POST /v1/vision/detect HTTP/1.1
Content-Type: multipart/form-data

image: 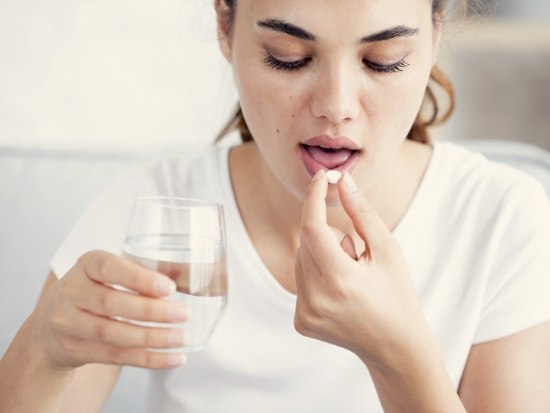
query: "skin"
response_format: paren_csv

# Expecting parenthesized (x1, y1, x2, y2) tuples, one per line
(0, 0, 548, 412)
(218, 0, 550, 411)
(226, 0, 436, 205)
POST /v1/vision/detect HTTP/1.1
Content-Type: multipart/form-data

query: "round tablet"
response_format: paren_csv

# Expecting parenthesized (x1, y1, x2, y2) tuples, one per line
(326, 170, 342, 184)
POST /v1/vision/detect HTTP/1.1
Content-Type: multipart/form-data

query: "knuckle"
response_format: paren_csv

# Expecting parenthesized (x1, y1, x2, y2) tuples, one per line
(77, 251, 93, 266)
(108, 346, 125, 365)
(99, 290, 116, 314)
(140, 301, 156, 321)
(144, 350, 160, 368)
(94, 323, 112, 343)
(307, 295, 327, 319)
(352, 201, 375, 221)
(50, 311, 68, 334)
(301, 221, 318, 237)
(143, 329, 158, 348)
(294, 313, 314, 337)
(98, 254, 117, 278)
(78, 250, 103, 270)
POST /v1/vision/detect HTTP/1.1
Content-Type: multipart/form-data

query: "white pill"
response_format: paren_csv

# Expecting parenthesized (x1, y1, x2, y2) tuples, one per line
(326, 170, 342, 184)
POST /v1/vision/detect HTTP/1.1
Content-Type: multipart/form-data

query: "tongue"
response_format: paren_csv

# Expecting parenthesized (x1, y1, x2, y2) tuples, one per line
(305, 146, 353, 169)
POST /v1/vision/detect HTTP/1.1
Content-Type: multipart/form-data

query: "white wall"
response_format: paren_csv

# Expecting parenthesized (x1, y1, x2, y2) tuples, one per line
(0, 0, 237, 152)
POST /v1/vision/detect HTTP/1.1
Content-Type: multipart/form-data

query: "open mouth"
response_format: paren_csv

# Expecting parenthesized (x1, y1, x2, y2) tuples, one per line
(299, 142, 361, 178)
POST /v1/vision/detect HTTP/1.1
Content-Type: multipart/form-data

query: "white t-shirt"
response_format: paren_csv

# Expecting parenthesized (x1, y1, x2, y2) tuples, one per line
(51, 141, 550, 413)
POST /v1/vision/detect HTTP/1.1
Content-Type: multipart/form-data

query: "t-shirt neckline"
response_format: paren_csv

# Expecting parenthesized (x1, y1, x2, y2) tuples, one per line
(218, 142, 441, 305)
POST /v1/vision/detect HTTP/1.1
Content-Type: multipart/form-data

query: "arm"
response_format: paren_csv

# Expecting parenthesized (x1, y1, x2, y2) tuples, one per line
(0, 252, 189, 413)
(459, 321, 550, 412)
(0, 274, 121, 413)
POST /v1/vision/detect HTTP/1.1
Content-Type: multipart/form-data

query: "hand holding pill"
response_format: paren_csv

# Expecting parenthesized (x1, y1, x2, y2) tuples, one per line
(294, 169, 428, 370)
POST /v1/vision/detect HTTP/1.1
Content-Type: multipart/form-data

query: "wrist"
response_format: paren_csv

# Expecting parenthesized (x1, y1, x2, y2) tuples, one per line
(0, 316, 76, 412)
(360, 338, 465, 413)
(24, 312, 76, 374)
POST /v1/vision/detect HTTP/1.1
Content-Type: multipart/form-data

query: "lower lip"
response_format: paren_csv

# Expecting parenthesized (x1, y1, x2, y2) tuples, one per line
(299, 145, 360, 178)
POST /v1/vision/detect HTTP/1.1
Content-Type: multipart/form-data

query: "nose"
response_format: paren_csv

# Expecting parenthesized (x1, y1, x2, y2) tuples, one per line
(310, 60, 361, 124)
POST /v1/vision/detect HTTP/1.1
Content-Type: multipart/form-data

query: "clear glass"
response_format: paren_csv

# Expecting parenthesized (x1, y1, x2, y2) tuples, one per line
(122, 196, 228, 353)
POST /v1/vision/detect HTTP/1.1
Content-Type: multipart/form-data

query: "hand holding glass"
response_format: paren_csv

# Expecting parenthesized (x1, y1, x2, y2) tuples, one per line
(122, 197, 228, 353)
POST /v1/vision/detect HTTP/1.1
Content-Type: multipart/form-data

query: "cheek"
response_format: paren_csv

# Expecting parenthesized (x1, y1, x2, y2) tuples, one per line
(238, 71, 301, 138)
(375, 69, 431, 134)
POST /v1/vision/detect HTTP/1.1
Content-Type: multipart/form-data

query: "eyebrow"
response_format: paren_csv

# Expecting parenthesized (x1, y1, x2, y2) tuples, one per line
(256, 19, 419, 44)
(360, 25, 419, 43)
(257, 19, 316, 41)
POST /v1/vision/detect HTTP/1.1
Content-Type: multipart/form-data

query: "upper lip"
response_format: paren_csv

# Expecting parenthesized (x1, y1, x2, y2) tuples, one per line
(301, 135, 360, 150)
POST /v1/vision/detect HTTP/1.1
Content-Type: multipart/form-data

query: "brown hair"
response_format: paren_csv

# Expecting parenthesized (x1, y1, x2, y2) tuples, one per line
(216, 0, 462, 145)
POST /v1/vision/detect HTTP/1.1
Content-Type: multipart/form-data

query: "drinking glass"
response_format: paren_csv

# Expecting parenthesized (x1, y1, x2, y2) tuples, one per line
(122, 196, 228, 353)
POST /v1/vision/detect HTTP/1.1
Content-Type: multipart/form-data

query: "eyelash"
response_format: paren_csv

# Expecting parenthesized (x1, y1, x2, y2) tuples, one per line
(263, 53, 409, 74)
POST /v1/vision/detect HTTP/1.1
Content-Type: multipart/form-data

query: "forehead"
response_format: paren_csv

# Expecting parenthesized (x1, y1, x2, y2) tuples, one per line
(238, 0, 432, 37)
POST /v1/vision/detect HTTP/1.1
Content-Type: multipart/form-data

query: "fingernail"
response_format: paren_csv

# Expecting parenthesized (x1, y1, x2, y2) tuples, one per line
(166, 353, 186, 367)
(168, 305, 188, 322)
(343, 173, 358, 193)
(312, 169, 325, 182)
(154, 276, 176, 295)
(167, 329, 185, 347)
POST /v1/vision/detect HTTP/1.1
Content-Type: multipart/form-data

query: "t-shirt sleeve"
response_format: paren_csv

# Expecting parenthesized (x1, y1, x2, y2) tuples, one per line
(473, 177, 550, 343)
(49, 166, 158, 279)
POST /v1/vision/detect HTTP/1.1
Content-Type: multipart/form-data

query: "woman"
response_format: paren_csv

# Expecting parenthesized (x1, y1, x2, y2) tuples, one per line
(1, 0, 549, 411)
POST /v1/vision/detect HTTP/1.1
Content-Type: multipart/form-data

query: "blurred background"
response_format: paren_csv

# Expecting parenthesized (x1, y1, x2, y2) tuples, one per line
(436, 0, 550, 150)
(0, 0, 548, 152)
(0, 0, 237, 153)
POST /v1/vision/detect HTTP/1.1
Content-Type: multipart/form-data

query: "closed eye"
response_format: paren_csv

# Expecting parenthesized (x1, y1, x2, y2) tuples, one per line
(263, 54, 311, 72)
(363, 59, 410, 73)
(263, 53, 410, 75)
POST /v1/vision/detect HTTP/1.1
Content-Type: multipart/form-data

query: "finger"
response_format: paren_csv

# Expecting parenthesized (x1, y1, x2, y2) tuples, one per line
(69, 310, 186, 349)
(293, 247, 309, 334)
(302, 170, 329, 225)
(337, 173, 392, 256)
(63, 336, 186, 369)
(301, 171, 349, 269)
(294, 245, 307, 294)
(79, 282, 188, 323)
(340, 234, 358, 260)
(294, 243, 327, 296)
(79, 251, 176, 298)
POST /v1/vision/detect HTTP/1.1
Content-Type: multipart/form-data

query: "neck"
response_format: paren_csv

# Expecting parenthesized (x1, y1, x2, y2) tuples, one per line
(228, 141, 415, 251)
(228, 139, 432, 293)
(230, 142, 303, 252)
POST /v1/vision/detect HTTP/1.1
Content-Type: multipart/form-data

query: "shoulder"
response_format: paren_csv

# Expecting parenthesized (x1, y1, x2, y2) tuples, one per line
(416, 141, 550, 247)
(110, 145, 229, 200)
(430, 141, 548, 207)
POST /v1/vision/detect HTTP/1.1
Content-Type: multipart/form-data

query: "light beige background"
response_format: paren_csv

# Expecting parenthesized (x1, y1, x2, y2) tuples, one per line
(0, 0, 237, 152)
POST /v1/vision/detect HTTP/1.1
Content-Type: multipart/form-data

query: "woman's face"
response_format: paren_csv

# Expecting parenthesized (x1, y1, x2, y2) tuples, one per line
(218, 0, 440, 202)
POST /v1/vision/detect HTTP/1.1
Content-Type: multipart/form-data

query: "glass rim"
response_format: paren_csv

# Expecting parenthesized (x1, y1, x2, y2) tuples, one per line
(133, 196, 223, 209)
